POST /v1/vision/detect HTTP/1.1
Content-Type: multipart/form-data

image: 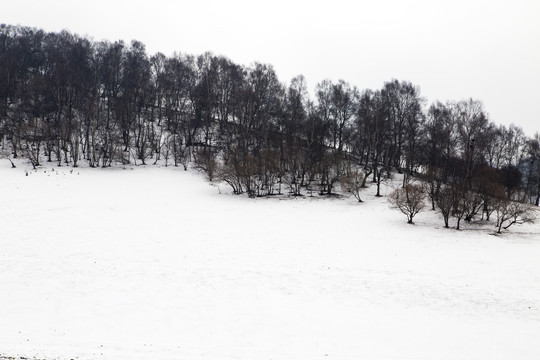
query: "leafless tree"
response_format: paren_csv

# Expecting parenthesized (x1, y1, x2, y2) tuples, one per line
(388, 183, 426, 224)
(435, 185, 455, 228)
(0, 148, 15, 167)
(341, 168, 366, 202)
(494, 197, 536, 234)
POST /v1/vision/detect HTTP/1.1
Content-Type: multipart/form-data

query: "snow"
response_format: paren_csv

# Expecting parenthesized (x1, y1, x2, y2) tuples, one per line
(1, 160, 540, 360)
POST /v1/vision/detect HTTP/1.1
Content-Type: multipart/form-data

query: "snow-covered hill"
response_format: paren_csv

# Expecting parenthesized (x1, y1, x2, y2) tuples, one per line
(1, 161, 539, 360)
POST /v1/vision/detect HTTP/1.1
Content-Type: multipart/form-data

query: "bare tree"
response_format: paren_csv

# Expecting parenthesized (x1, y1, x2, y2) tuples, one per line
(494, 197, 536, 234)
(421, 165, 441, 210)
(341, 168, 366, 202)
(435, 185, 455, 228)
(388, 183, 426, 224)
(0, 148, 15, 167)
(451, 183, 470, 230)
(525, 133, 540, 205)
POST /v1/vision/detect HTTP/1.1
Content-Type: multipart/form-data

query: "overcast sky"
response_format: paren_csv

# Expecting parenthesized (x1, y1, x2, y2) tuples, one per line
(3, 0, 539, 136)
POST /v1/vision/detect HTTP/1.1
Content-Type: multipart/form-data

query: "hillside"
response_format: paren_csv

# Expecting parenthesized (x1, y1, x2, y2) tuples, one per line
(1, 160, 539, 360)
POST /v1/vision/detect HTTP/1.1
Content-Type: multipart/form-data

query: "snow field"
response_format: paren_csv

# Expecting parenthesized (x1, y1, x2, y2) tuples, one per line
(1, 161, 539, 360)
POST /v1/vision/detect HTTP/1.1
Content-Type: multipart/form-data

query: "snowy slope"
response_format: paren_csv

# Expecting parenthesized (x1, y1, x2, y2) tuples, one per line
(1, 160, 539, 360)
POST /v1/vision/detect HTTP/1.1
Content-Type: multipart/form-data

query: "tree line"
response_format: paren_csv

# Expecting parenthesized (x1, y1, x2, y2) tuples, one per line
(1, 24, 539, 229)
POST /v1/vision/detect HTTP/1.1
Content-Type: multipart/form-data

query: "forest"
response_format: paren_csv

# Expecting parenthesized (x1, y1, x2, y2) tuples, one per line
(1, 24, 539, 231)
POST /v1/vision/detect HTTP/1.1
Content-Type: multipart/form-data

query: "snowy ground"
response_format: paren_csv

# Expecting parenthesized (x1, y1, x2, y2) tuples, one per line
(1, 160, 540, 360)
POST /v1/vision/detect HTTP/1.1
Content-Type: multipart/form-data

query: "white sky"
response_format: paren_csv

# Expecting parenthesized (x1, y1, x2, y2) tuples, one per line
(2, 0, 540, 136)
